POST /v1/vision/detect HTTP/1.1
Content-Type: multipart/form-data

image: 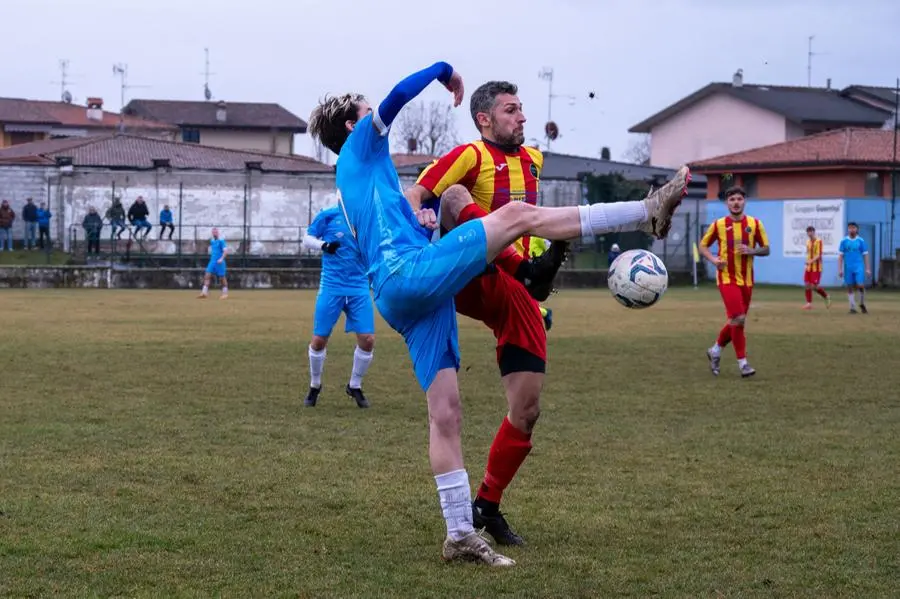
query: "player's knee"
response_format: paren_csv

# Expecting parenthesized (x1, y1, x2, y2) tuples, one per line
(509, 396, 541, 434)
(428, 393, 462, 438)
(356, 334, 375, 352)
(310, 335, 328, 351)
(730, 314, 746, 327)
(441, 184, 474, 221)
(495, 201, 537, 232)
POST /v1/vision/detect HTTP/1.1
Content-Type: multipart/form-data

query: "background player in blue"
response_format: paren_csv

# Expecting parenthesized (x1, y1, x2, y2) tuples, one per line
(198, 227, 228, 300)
(837, 221, 871, 314)
(308, 61, 689, 567)
(301, 205, 375, 409)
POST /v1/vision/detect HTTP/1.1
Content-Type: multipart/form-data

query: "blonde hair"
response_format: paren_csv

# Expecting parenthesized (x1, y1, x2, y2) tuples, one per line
(308, 93, 366, 155)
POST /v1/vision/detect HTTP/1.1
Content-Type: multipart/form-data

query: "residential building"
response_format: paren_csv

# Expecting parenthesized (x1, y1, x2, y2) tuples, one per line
(0, 134, 334, 255)
(629, 70, 896, 169)
(0, 97, 177, 148)
(123, 99, 307, 155)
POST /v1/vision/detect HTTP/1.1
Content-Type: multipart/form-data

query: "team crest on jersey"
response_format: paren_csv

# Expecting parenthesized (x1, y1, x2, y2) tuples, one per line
(530, 163, 539, 178)
(745, 226, 752, 233)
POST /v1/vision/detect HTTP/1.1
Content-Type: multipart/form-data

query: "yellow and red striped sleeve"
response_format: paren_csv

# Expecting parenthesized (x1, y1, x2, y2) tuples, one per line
(700, 220, 721, 248)
(415, 144, 481, 197)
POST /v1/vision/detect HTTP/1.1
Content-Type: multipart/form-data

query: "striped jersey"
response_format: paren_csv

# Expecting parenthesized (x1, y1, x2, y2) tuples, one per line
(806, 237, 823, 273)
(701, 215, 769, 287)
(416, 139, 543, 256)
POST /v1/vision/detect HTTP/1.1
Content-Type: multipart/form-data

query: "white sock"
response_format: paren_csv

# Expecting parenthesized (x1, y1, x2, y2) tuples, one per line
(222, 286, 228, 295)
(738, 358, 748, 368)
(578, 201, 648, 237)
(710, 343, 721, 356)
(348, 346, 373, 389)
(201, 284, 209, 295)
(848, 292, 856, 309)
(435, 469, 474, 541)
(308, 346, 326, 388)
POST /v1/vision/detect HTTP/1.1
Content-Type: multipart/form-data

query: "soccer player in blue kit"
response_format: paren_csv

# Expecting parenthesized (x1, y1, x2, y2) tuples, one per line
(198, 227, 228, 299)
(301, 205, 375, 408)
(837, 221, 871, 314)
(308, 61, 689, 566)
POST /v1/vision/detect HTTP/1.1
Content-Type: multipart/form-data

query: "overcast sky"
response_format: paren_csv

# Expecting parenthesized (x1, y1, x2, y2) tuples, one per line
(3, 0, 899, 162)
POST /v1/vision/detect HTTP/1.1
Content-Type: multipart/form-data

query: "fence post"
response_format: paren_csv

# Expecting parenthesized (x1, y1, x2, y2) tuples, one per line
(177, 182, 183, 264)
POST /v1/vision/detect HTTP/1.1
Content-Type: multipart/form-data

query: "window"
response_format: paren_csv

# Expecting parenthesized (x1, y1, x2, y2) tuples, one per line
(182, 128, 200, 143)
(864, 172, 882, 197)
(741, 174, 759, 197)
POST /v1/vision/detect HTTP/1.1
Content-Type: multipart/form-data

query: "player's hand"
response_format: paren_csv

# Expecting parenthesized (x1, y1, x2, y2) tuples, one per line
(322, 241, 340, 254)
(714, 258, 726, 270)
(866, 268, 872, 276)
(736, 244, 752, 255)
(443, 71, 464, 107)
(416, 208, 439, 230)
(838, 269, 843, 278)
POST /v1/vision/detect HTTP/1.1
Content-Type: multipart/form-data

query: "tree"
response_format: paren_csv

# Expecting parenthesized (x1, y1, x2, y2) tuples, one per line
(622, 134, 651, 165)
(390, 100, 459, 156)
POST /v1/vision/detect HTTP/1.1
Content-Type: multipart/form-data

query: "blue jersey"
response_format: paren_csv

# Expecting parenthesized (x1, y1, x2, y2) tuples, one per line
(839, 235, 867, 270)
(307, 205, 370, 295)
(335, 112, 430, 294)
(209, 237, 226, 262)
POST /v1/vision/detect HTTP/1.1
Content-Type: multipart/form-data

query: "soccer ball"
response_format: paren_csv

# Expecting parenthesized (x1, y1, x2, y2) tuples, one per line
(607, 249, 669, 309)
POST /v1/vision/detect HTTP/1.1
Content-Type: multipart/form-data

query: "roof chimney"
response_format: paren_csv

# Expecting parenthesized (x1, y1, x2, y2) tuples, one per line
(407, 137, 418, 153)
(216, 100, 227, 123)
(732, 69, 744, 88)
(86, 97, 104, 122)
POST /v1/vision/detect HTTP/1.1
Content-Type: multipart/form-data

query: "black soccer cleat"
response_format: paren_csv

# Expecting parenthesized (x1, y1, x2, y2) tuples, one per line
(519, 240, 570, 302)
(860, 303, 868, 314)
(304, 386, 321, 407)
(473, 503, 525, 546)
(346, 385, 370, 409)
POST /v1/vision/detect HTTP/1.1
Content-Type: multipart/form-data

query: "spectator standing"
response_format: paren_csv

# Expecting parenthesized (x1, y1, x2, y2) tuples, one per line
(37, 203, 52, 250)
(82, 206, 103, 255)
(607, 242, 622, 267)
(0, 200, 15, 251)
(22, 197, 38, 250)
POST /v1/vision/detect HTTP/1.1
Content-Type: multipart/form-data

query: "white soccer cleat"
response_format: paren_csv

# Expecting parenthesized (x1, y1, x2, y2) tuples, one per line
(640, 165, 691, 240)
(441, 531, 516, 567)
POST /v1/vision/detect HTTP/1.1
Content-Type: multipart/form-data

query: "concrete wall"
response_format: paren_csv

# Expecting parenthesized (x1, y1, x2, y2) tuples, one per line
(702, 197, 897, 286)
(0, 266, 691, 290)
(0, 165, 338, 254)
(186, 128, 294, 155)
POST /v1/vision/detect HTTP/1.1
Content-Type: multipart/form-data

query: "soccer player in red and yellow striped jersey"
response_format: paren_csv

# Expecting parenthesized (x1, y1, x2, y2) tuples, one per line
(802, 225, 831, 309)
(698, 185, 770, 378)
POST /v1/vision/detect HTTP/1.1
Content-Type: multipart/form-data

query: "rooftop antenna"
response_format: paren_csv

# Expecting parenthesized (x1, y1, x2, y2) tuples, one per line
(807, 35, 817, 87)
(203, 47, 215, 101)
(538, 66, 575, 151)
(51, 59, 74, 103)
(112, 63, 150, 132)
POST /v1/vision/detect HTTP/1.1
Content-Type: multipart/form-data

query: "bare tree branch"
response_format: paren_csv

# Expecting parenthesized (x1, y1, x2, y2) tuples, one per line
(391, 100, 459, 156)
(622, 134, 651, 165)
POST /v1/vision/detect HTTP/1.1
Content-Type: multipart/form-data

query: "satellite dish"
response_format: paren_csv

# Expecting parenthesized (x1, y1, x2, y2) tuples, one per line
(62, 90, 73, 104)
(544, 121, 559, 141)
(204, 85, 212, 101)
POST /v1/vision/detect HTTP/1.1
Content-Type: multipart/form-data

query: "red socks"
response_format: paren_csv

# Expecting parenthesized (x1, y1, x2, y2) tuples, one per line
(731, 324, 747, 360)
(805, 289, 813, 303)
(716, 324, 732, 348)
(457, 203, 524, 276)
(816, 288, 828, 298)
(476, 417, 533, 504)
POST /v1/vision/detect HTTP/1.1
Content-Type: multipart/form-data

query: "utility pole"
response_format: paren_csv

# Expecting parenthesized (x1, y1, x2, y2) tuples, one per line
(807, 35, 816, 87)
(538, 66, 575, 151)
(891, 77, 899, 257)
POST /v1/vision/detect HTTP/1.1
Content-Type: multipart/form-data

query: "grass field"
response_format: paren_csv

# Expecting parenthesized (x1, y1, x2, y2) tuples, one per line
(1, 286, 898, 598)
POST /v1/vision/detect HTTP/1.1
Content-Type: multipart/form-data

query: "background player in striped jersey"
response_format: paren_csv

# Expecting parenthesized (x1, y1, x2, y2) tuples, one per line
(699, 186, 769, 378)
(405, 80, 690, 546)
(802, 225, 831, 310)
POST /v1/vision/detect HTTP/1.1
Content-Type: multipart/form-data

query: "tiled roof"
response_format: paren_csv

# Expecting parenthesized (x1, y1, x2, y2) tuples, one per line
(0, 97, 175, 130)
(0, 134, 331, 172)
(688, 127, 900, 171)
(124, 99, 307, 132)
(629, 83, 892, 133)
(391, 153, 437, 168)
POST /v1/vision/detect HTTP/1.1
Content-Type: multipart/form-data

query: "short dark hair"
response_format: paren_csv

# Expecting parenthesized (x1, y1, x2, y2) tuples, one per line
(848, 221, 858, 228)
(723, 185, 746, 198)
(308, 93, 366, 155)
(470, 81, 518, 130)
(806, 225, 816, 232)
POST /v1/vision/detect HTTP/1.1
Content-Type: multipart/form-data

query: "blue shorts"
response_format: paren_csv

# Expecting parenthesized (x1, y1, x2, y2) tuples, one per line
(313, 292, 375, 337)
(206, 260, 226, 278)
(844, 267, 865, 287)
(375, 219, 489, 391)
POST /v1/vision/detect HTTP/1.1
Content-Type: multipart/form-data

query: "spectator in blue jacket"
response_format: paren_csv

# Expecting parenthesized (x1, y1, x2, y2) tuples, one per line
(22, 197, 38, 250)
(158, 204, 174, 240)
(37, 202, 52, 250)
(607, 242, 622, 267)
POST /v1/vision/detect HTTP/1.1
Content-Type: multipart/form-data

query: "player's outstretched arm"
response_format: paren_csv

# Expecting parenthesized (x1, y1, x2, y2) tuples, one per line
(373, 62, 461, 133)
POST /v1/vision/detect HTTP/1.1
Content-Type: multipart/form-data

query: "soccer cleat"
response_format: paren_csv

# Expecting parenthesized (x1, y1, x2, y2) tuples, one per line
(640, 165, 691, 240)
(825, 296, 832, 309)
(346, 385, 370, 408)
(304, 386, 321, 407)
(849, 308, 858, 314)
(802, 303, 812, 310)
(860, 303, 868, 314)
(196, 293, 207, 299)
(441, 531, 516, 567)
(473, 503, 524, 546)
(542, 308, 554, 331)
(219, 294, 228, 300)
(740, 363, 756, 378)
(520, 241, 570, 302)
(706, 349, 721, 376)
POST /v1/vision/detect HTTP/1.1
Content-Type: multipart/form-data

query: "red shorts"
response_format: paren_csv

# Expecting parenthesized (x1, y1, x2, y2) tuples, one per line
(804, 271, 821, 286)
(719, 284, 753, 319)
(454, 269, 547, 366)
